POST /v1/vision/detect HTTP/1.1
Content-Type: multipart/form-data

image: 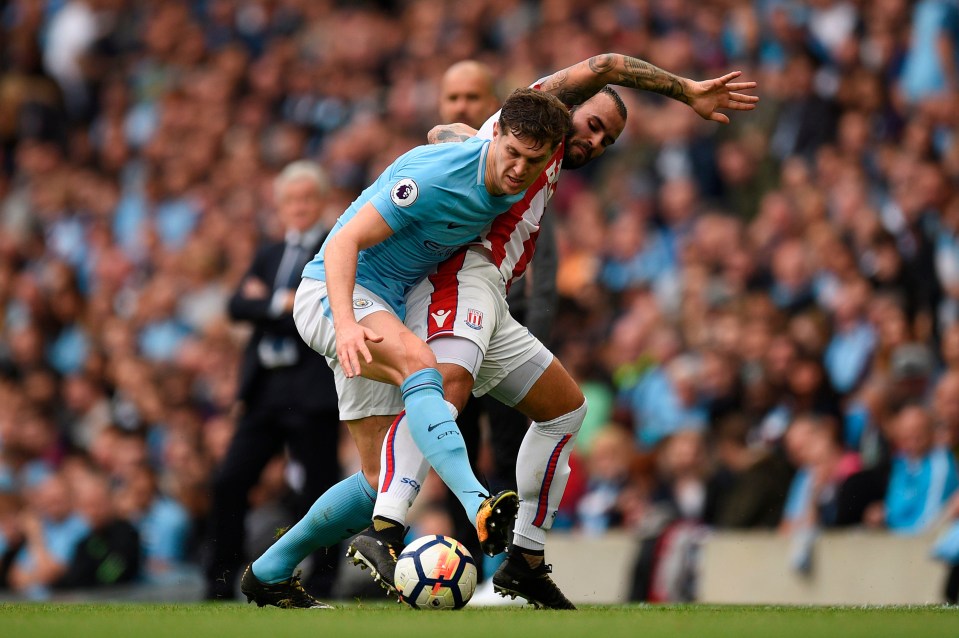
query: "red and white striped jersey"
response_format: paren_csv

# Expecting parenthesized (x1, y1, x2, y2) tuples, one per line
(473, 81, 564, 287)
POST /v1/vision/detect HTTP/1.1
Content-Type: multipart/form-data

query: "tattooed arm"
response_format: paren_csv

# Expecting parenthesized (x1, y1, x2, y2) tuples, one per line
(539, 53, 758, 124)
(427, 122, 478, 144)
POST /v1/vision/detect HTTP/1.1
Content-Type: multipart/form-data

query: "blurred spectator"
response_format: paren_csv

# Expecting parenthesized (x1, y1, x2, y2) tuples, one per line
(780, 414, 862, 535)
(114, 464, 190, 583)
(575, 425, 635, 534)
(823, 277, 876, 394)
(0, 407, 57, 493)
(865, 405, 959, 534)
(757, 351, 841, 446)
(934, 370, 959, 454)
(768, 51, 839, 163)
(53, 471, 141, 590)
(61, 372, 112, 451)
(620, 328, 708, 450)
(710, 414, 793, 529)
(437, 60, 500, 130)
(7, 473, 88, 599)
(0, 491, 24, 589)
(896, 0, 959, 109)
(629, 430, 717, 600)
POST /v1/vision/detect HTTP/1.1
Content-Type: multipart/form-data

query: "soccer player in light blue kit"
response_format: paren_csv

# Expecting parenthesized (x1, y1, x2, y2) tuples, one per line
(238, 88, 571, 607)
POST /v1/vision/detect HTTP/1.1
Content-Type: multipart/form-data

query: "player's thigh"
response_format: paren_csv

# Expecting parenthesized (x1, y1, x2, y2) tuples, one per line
(360, 310, 437, 383)
(294, 278, 406, 418)
(474, 312, 549, 402)
(294, 278, 397, 362)
(511, 356, 585, 423)
(294, 277, 431, 385)
(330, 364, 404, 422)
(434, 347, 483, 412)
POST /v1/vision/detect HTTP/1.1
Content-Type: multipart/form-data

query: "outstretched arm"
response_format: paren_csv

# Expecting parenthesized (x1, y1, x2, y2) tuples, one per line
(539, 54, 758, 124)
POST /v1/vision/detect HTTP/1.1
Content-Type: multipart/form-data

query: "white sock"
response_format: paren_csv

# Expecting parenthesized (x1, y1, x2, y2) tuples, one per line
(513, 401, 586, 550)
(373, 401, 458, 524)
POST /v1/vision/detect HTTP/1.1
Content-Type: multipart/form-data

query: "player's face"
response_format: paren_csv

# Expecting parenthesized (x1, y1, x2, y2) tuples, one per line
(486, 123, 555, 196)
(277, 176, 323, 232)
(439, 71, 498, 129)
(563, 92, 626, 170)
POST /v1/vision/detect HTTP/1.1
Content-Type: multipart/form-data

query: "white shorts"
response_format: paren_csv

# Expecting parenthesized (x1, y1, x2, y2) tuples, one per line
(405, 247, 551, 398)
(293, 277, 404, 421)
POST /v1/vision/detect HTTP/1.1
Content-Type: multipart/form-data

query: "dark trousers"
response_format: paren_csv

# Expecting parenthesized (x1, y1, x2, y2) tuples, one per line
(205, 402, 340, 599)
(447, 394, 529, 579)
(947, 563, 959, 604)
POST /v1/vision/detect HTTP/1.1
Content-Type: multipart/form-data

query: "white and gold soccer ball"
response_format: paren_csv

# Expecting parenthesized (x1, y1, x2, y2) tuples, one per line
(394, 535, 478, 610)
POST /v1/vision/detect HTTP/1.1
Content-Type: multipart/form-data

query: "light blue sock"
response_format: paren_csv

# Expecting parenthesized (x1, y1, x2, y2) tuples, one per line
(252, 471, 375, 584)
(401, 368, 487, 521)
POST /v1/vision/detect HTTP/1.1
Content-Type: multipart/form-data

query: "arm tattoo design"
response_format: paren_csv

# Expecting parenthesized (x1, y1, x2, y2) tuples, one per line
(588, 54, 616, 74)
(437, 129, 472, 143)
(555, 87, 592, 106)
(541, 69, 591, 106)
(540, 69, 570, 94)
(428, 125, 472, 144)
(618, 55, 690, 104)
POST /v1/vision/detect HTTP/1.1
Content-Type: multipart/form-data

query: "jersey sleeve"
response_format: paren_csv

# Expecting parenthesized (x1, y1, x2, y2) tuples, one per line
(367, 153, 452, 233)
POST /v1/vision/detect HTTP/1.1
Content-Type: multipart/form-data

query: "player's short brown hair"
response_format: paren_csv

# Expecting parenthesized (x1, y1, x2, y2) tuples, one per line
(498, 88, 571, 152)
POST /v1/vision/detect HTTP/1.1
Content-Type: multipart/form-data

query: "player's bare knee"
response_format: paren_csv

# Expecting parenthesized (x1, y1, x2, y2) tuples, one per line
(558, 387, 586, 415)
(440, 364, 473, 411)
(399, 334, 438, 376)
(412, 346, 439, 372)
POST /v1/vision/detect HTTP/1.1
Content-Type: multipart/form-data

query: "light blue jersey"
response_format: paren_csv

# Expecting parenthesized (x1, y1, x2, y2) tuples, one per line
(301, 137, 525, 319)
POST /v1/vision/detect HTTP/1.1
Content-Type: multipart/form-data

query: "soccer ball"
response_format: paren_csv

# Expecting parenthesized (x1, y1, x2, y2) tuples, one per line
(394, 535, 477, 610)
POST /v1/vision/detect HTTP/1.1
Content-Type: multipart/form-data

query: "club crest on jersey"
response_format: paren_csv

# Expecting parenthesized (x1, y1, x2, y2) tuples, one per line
(353, 298, 373, 309)
(390, 178, 418, 207)
(465, 308, 483, 330)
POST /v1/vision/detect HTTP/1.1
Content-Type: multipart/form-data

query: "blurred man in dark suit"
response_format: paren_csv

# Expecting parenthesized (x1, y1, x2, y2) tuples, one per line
(205, 161, 341, 600)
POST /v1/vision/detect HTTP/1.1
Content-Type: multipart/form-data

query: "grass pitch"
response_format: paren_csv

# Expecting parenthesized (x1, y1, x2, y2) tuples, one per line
(0, 602, 957, 638)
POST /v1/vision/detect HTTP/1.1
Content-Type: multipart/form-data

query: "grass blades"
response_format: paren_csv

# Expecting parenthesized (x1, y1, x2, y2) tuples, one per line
(0, 602, 957, 638)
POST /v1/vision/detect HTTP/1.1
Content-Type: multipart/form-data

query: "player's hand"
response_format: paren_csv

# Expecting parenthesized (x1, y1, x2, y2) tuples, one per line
(282, 290, 296, 314)
(19, 512, 43, 542)
(686, 71, 759, 124)
(242, 277, 270, 299)
(336, 321, 383, 378)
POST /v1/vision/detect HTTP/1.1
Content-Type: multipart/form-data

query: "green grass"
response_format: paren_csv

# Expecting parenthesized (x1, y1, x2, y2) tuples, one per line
(0, 603, 957, 638)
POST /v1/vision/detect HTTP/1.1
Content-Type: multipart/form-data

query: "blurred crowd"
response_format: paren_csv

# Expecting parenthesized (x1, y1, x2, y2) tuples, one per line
(3, 0, 959, 602)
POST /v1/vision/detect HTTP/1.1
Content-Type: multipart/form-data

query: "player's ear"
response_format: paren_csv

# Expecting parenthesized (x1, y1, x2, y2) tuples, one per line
(491, 121, 500, 139)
